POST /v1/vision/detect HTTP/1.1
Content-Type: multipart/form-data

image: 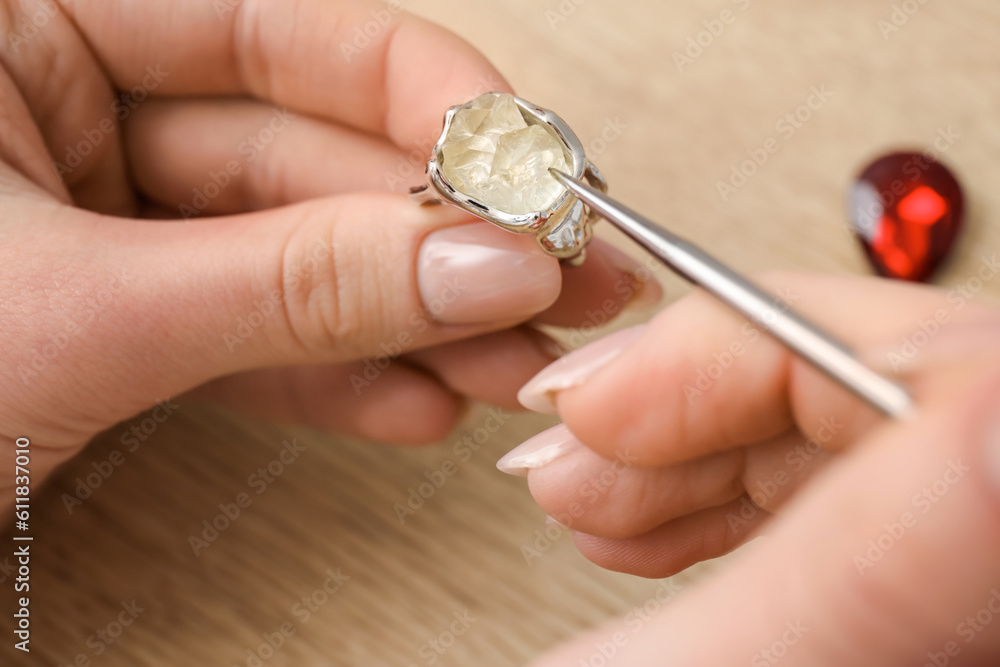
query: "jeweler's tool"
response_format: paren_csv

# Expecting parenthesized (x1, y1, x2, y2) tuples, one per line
(550, 168, 914, 420)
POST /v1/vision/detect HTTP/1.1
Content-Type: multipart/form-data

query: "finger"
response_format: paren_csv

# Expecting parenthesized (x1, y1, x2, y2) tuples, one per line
(521, 271, 997, 467)
(507, 424, 744, 539)
(406, 328, 562, 410)
(123, 100, 662, 331)
(66, 0, 511, 150)
(533, 372, 1000, 667)
(125, 98, 408, 215)
(506, 426, 829, 541)
(570, 495, 768, 579)
(9, 0, 507, 213)
(17, 200, 564, 441)
(123, 99, 662, 335)
(187, 362, 462, 445)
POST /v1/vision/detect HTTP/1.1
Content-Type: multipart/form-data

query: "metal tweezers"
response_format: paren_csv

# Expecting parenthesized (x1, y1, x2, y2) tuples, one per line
(550, 169, 914, 420)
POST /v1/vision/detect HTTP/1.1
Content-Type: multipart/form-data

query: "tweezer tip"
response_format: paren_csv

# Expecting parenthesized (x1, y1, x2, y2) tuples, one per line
(548, 167, 571, 182)
(549, 169, 586, 198)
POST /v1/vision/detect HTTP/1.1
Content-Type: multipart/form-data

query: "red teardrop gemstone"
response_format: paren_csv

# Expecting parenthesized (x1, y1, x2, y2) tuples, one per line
(848, 152, 964, 282)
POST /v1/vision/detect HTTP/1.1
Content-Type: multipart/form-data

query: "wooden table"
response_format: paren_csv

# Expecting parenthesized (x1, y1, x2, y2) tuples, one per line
(5, 0, 999, 665)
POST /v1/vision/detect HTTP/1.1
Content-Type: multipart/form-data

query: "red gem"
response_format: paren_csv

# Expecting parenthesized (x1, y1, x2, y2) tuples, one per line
(849, 152, 964, 282)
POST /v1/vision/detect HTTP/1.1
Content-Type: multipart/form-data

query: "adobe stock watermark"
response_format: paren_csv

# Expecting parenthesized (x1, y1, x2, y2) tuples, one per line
(683, 287, 799, 404)
(672, 0, 758, 72)
(565, 254, 663, 350)
(521, 448, 639, 564)
(179, 107, 296, 218)
(886, 254, 999, 372)
(54, 66, 170, 177)
(545, 0, 591, 31)
(6, 0, 70, 51)
(188, 439, 307, 556)
(878, 0, 933, 40)
(920, 589, 1000, 667)
(339, 0, 406, 63)
(576, 580, 684, 667)
(405, 610, 478, 667)
(381, 73, 516, 193)
(350, 278, 468, 394)
(751, 620, 810, 666)
(716, 85, 834, 202)
(727, 416, 844, 533)
(586, 116, 628, 158)
(232, 567, 350, 667)
(61, 400, 180, 514)
(54, 599, 146, 666)
(853, 459, 970, 575)
(213, 0, 241, 19)
(18, 268, 136, 385)
(393, 408, 513, 523)
(223, 236, 332, 353)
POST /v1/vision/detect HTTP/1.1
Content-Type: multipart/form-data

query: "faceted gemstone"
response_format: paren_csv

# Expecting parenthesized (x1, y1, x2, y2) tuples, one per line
(440, 93, 570, 215)
(848, 152, 964, 282)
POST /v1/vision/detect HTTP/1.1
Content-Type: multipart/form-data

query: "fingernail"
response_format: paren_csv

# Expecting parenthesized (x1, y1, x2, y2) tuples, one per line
(497, 424, 582, 477)
(517, 325, 645, 414)
(597, 242, 663, 311)
(418, 223, 562, 325)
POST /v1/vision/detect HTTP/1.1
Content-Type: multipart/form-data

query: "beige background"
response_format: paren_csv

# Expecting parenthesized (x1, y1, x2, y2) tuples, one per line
(4, 0, 1000, 665)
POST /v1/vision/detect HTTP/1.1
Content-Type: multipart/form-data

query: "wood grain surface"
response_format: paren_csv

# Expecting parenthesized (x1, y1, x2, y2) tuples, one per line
(3, 0, 1000, 665)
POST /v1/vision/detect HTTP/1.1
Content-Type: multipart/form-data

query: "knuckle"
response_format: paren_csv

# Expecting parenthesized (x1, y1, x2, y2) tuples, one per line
(275, 202, 391, 357)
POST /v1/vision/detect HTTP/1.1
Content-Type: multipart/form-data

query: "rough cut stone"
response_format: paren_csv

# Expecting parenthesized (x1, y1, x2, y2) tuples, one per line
(440, 93, 569, 215)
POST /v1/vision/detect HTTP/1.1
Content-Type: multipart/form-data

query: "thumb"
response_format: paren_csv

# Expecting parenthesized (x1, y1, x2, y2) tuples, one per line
(17, 195, 562, 436)
(133, 193, 562, 361)
(533, 372, 1000, 666)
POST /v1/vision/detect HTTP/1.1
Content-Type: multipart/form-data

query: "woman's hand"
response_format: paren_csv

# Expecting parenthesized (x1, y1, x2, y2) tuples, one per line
(505, 271, 1000, 665)
(0, 0, 655, 512)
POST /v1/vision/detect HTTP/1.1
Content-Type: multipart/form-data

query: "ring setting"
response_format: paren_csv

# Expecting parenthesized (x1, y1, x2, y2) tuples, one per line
(411, 92, 606, 264)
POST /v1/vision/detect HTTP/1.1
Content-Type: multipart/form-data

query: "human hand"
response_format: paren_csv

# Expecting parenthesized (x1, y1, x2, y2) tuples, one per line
(0, 0, 656, 513)
(501, 271, 1000, 665)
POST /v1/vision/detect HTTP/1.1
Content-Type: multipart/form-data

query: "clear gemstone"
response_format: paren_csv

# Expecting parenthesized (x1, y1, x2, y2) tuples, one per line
(440, 93, 570, 215)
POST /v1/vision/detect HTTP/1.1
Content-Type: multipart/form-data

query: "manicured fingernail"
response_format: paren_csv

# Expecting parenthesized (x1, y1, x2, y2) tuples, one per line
(418, 223, 561, 325)
(517, 325, 645, 414)
(497, 424, 582, 477)
(597, 242, 663, 310)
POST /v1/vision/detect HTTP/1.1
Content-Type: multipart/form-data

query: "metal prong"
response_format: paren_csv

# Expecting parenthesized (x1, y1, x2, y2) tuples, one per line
(550, 168, 914, 420)
(409, 184, 442, 206)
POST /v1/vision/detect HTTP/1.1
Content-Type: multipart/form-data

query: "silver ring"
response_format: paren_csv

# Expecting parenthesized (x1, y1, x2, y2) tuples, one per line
(410, 92, 606, 265)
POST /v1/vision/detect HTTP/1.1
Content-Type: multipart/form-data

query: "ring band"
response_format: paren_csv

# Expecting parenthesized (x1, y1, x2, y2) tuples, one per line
(410, 92, 607, 265)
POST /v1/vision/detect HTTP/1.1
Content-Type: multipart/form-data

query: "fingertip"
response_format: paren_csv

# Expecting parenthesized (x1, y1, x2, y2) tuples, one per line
(386, 16, 513, 150)
(571, 498, 763, 579)
(572, 531, 676, 579)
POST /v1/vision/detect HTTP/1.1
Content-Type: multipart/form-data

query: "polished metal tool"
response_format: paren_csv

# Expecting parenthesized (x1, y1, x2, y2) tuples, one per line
(550, 168, 914, 420)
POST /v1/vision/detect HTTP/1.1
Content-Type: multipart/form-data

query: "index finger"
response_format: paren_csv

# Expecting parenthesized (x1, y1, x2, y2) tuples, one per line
(520, 272, 999, 467)
(65, 0, 511, 149)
